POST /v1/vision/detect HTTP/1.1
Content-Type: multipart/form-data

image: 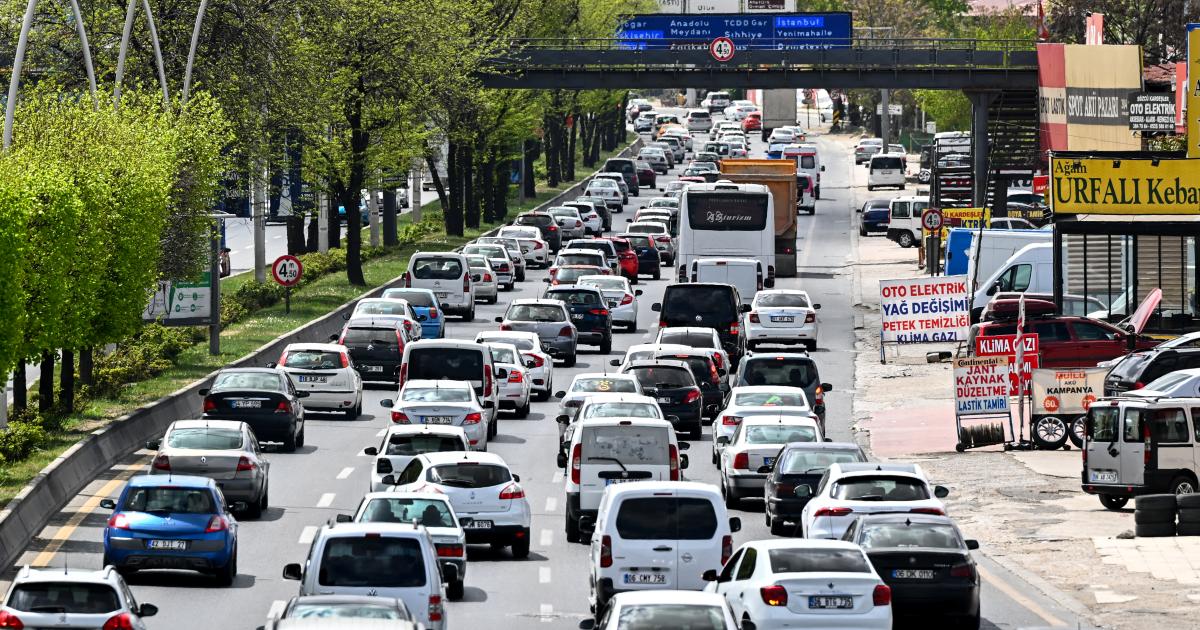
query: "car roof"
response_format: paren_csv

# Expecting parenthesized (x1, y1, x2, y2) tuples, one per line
(653, 347, 716, 359)
(420, 451, 509, 466)
(511, 298, 568, 306)
(780, 441, 862, 453)
(578, 275, 628, 284)
(579, 393, 656, 404)
(547, 285, 602, 294)
(732, 385, 807, 395)
(745, 351, 814, 362)
(361, 491, 450, 504)
(659, 326, 718, 336)
(741, 415, 820, 428)
(578, 416, 673, 429)
(411, 251, 465, 259)
(170, 419, 245, 431)
(407, 339, 487, 350)
(573, 372, 637, 382)
(384, 287, 435, 295)
(611, 590, 728, 606)
(13, 566, 122, 585)
(402, 379, 472, 390)
(347, 318, 407, 329)
(384, 424, 467, 437)
(627, 359, 692, 370)
(829, 462, 925, 479)
(608, 480, 718, 498)
(853, 512, 958, 527)
(626, 343, 692, 355)
(321, 522, 426, 538)
(476, 330, 539, 341)
(217, 367, 280, 375)
(748, 538, 864, 552)
(128, 473, 213, 488)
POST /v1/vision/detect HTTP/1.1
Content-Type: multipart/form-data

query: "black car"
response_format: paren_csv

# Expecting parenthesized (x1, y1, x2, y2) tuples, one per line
(841, 514, 981, 628)
(619, 233, 661, 280)
(650, 350, 727, 421)
(859, 199, 891, 236)
(335, 318, 407, 383)
(602, 158, 640, 197)
(200, 368, 307, 451)
(762, 442, 867, 536)
(1105, 346, 1200, 395)
(734, 352, 831, 424)
(514, 212, 562, 251)
(654, 283, 749, 366)
(543, 285, 612, 354)
(622, 360, 703, 438)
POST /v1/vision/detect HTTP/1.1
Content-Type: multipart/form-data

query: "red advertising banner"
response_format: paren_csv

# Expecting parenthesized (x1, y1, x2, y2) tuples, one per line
(975, 334, 1040, 395)
(1178, 61, 1189, 134)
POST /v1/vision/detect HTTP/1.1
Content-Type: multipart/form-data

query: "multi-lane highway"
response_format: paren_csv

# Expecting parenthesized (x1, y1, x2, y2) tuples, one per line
(6, 115, 1092, 630)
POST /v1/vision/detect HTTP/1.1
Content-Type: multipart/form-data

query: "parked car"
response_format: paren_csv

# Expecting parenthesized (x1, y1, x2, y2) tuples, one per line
(1105, 346, 1200, 395)
(146, 419, 270, 518)
(968, 306, 1159, 368)
(201, 368, 306, 451)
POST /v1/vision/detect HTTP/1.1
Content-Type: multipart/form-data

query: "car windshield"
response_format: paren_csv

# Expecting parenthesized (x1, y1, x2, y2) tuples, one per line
(550, 209, 577, 219)
(743, 425, 817, 444)
(757, 293, 810, 308)
(860, 523, 962, 549)
(412, 257, 463, 280)
(356, 301, 407, 315)
(213, 371, 283, 391)
(616, 605, 725, 629)
(768, 548, 870, 573)
(832, 476, 930, 501)
(382, 290, 435, 307)
(122, 486, 215, 514)
(406, 348, 483, 381)
(629, 366, 694, 388)
(343, 328, 398, 347)
(615, 497, 717, 540)
(489, 346, 517, 364)
(734, 391, 806, 407)
(742, 358, 816, 388)
(288, 603, 405, 620)
(548, 290, 601, 306)
(8, 583, 120, 614)
(572, 377, 638, 393)
(589, 180, 617, 188)
(167, 428, 243, 450)
(508, 304, 566, 322)
(583, 402, 660, 418)
(779, 449, 863, 474)
(428, 463, 511, 488)
(555, 268, 596, 283)
(359, 498, 455, 528)
(318, 537, 426, 588)
(580, 278, 627, 291)
(401, 387, 472, 403)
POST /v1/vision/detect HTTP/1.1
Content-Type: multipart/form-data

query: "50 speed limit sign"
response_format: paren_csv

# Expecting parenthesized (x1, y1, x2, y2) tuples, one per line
(921, 208, 944, 232)
(271, 255, 303, 287)
(709, 37, 735, 62)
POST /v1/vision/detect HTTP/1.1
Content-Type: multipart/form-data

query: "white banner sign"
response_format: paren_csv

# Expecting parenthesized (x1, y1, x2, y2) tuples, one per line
(954, 356, 1012, 416)
(743, 0, 796, 11)
(688, 0, 739, 12)
(655, 0, 684, 13)
(1032, 368, 1107, 415)
(879, 276, 971, 343)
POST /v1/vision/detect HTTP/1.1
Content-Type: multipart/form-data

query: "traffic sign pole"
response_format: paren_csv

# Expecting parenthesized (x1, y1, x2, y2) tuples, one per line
(271, 255, 304, 314)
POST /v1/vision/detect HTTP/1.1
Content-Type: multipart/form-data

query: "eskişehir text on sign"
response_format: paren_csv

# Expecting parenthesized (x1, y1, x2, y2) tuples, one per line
(879, 276, 971, 344)
(617, 12, 851, 50)
(1051, 156, 1200, 214)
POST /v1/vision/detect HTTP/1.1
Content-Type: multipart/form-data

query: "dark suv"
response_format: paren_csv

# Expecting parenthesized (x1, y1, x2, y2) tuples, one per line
(336, 319, 407, 383)
(619, 233, 661, 280)
(734, 352, 831, 424)
(514, 212, 562, 251)
(621, 360, 703, 438)
(653, 283, 748, 366)
(603, 158, 640, 196)
(1105, 347, 1200, 395)
(543, 285, 612, 354)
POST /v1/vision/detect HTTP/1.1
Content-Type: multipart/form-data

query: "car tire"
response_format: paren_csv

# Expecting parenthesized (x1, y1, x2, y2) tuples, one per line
(296, 423, 306, 448)
(564, 353, 577, 368)
(487, 294, 497, 305)
(517, 270, 526, 282)
(859, 227, 867, 236)
(1099, 495, 1129, 511)
(867, 185, 874, 191)
(689, 423, 702, 440)
(898, 231, 915, 248)
(629, 275, 638, 285)
(653, 269, 661, 280)
(282, 426, 298, 452)
(516, 401, 530, 419)
(1136, 522, 1176, 538)
(804, 340, 817, 352)
(448, 579, 465, 601)
(215, 547, 237, 586)
(626, 317, 637, 332)
(511, 530, 531, 558)
(344, 404, 358, 421)
(1135, 507, 1175, 524)
(245, 489, 264, 519)
(600, 336, 612, 354)
(769, 516, 789, 537)
(712, 449, 719, 465)
(463, 307, 475, 322)
(723, 482, 740, 509)
(1032, 417, 1069, 450)
(565, 514, 582, 543)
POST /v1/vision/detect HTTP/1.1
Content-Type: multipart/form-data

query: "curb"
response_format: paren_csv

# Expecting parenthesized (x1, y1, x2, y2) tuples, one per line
(980, 548, 1100, 625)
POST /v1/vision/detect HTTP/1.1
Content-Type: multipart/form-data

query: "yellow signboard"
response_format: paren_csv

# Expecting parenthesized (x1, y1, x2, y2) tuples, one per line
(924, 207, 990, 238)
(1051, 157, 1200, 215)
(1189, 28, 1200, 159)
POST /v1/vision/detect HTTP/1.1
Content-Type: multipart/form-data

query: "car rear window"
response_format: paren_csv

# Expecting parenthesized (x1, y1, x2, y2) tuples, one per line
(344, 327, 399, 347)
(407, 348, 483, 381)
(122, 486, 215, 514)
(356, 301, 408, 315)
(385, 434, 464, 456)
(382, 290, 435, 307)
(478, 335, 534, 351)
(860, 523, 962, 549)
(625, 235, 655, 249)
(558, 253, 603, 266)
(582, 402, 660, 419)
(555, 268, 596, 284)
(282, 349, 343, 370)
(572, 377, 638, 393)
(659, 331, 716, 349)
(756, 293, 811, 308)
(400, 387, 472, 403)
(767, 548, 870, 573)
(626, 224, 663, 235)
(412, 257, 463, 280)
(779, 449, 863, 474)
(864, 209, 890, 221)
(516, 214, 553, 227)
(167, 428, 243, 450)
(582, 425, 669, 464)
(663, 286, 737, 324)
(428, 463, 511, 488)
(800, 155, 816, 169)
(742, 358, 816, 388)
(734, 391, 806, 406)
(581, 276, 627, 291)
(1108, 352, 1151, 381)
(617, 606, 723, 628)
(832, 476, 930, 501)
(872, 156, 903, 170)
(744, 424, 817, 444)
(318, 536, 426, 587)
(214, 371, 283, 391)
(604, 160, 636, 174)
(489, 346, 518, 364)
(629, 366, 695, 389)
(288, 602, 406, 620)
(548, 290, 601, 306)
(615, 497, 718, 540)
(8, 583, 120, 614)
(508, 304, 566, 322)
(657, 354, 713, 384)
(359, 498, 454, 527)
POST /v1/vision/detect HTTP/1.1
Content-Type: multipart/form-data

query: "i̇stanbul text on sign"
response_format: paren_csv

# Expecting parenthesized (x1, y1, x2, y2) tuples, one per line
(879, 276, 971, 344)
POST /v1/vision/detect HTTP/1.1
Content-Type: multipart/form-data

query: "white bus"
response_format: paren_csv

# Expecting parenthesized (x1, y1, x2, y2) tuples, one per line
(676, 182, 775, 283)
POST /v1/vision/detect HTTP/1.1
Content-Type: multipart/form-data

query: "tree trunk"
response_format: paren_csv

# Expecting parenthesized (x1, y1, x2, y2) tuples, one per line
(481, 153, 497, 224)
(382, 190, 398, 246)
(38, 351, 54, 414)
(342, 84, 369, 286)
(465, 141, 480, 230)
(13, 359, 26, 412)
(426, 154, 449, 211)
(306, 210, 319, 251)
(286, 215, 305, 254)
(444, 140, 464, 236)
(545, 116, 560, 187)
(59, 349, 74, 414)
(326, 188, 342, 248)
(522, 140, 538, 198)
(79, 347, 93, 387)
(492, 159, 508, 222)
(566, 115, 578, 181)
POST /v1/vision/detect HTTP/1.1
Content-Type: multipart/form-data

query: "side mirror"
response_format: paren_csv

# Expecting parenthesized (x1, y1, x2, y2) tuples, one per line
(282, 563, 303, 581)
(494, 316, 505, 323)
(329, 334, 339, 342)
(381, 474, 397, 485)
(757, 465, 773, 474)
(342, 312, 351, 321)
(609, 359, 621, 367)
(986, 282, 999, 296)
(556, 415, 570, 424)
(137, 604, 158, 618)
(578, 621, 596, 630)
(821, 383, 832, 391)
(363, 446, 378, 456)
(145, 439, 161, 451)
(643, 387, 659, 396)
(966, 539, 980, 550)
(680, 454, 689, 469)
(824, 437, 834, 442)
(702, 569, 719, 581)
(334, 513, 352, 523)
(296, 391, 310, 399)
(740, 304, 752, 313)
(525, 359, 537, 368)
(651, 303, 661, 312)
(557, 452, 568, 468)
(716, 436, 730, 446)
(513, 474, 521, 482)
(554, 391, 566, 399)
(666, 415, 680, 423)
(100, 499, 116, 510)
(729, 517, 741, 533)
(543, 278, 551, 283)
(380, 399, 394, 408)
(814, 304, 822, 310)
(635, 289, 643, 296)
(934, 485, 950, 498)
(198, 389, 209, 397)
(677, 441, 690, 451)
(265, 362, 277, 369)
(764, 278, 775, 289)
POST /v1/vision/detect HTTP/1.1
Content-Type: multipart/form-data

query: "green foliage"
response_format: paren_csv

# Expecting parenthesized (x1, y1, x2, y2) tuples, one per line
(0, 156, 29, 378)
(87, 324, 194, 398)
(0, 421, 47, 464)
(913, 90, 971, 131)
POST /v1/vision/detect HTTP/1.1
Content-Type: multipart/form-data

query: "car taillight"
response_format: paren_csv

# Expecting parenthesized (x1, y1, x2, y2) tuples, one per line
(712, 353, 724, 369)
(589, 308, 610, 316)
(101, 613, 134, 630)
(437, 544, 464, 558)
(1133, 381, 1145, 390)
(620, 294, 634, 305)
(107, 514, 131, 530)
(399, 363, 408, 387)
(400, 271, 411, 288)
(814, 386, 824, 405)
(377, 458, 393, 473)
(805, 312, 816, 323)
(813, 507, 853, 517)
(392, 411, 409, 423)
(428, 595, 443, 623)
(873, 584, 892, 606)
(203, 397, 216, 412)
(1144, 420, 1152, 466)
(749, 312, 760, 323)
(950, 563, 976, 579)
(548, 225, 558, 232)
(463, 412, 482, 425)
(684, 389, 701, 404)
(722, 415, 742, 426)
(275, 400, 290, 414)
(152, 453, 170, 471)
(341, 352, 350, 368)
(508, 370, 524, 383)
(499, 483, 525, 499)
(600, 535, 613, 568)
(909, 507, 945, 515)
(523, 353, 545, 367)
(205, 515, 229, 533)
(760, 584, 787, 606)
(709, 363, 720, 383)
(757, 276, 764, 292)
(534, 241, 544, 250)
(669, 444, 680, 480)
(484, 370, 493, 398)
(575, 220, 582, 228)
(733, 452, 749, 470)
(558, 326, 574, 337)
(571, 443, 582, 484)
(236, 456, 256, 472)
(774, 482, 795, 495)
(730, 322, 740, 335)
(278, 351, 289, 365)
(499, 323, 511, 331)
(483, 273, 493, 282)
(655, 236, 671, 243)
(0, 611, 23, 630)
(429, 307, 438, 319)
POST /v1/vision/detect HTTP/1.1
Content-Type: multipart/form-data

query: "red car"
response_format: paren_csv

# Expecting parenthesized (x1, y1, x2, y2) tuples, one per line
(635, 160, 657, 189)
(741, 112, 762, 132)
(604, 236, 640, 283)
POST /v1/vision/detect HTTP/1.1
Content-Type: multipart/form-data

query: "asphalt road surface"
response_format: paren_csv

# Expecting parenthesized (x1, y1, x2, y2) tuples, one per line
(6, 113, 1094, 630)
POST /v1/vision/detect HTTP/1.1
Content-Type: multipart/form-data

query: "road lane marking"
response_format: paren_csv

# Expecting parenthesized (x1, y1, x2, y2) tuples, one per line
(32, 460, 146, 567)
(336, 467, 354, 480)
(273, 235, 284, 239)
(317, 493, 335, 508)
(539, 603, 553, 622)
(267, 600, 287, 620)
(551, 470, 563, 484)
(544, 497, 557, 512)
(539, 529, 552, 547)
(375, 428, 387, 437)
(299, 526, 318, 544)
(539, 567, 551, 583)
(977, 565, 1066, 627)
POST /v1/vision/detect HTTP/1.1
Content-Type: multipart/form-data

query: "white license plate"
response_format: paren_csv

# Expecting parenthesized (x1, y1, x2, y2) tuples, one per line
(424, 416, 454, 424)
(762, 457, 775, 467)
(607, 301, 618, 308)
(623, 573, 666, 585)
(364, 365, 384, 373)
(770, 316, 795, 323)
(605, 478, 637, 486)
(148, 539, 188, 551)
(464, 520, 493, 529)
(298, 375, 327, 383)
(809, 596, 853, 609)
(572, 313, 585, 320)
(232, 400, 261, 408)
(892, 569, 935, 579)
(436, 292, 449, 299)
(1090, 470, 1119, 483)
(657, 396, 673, 404)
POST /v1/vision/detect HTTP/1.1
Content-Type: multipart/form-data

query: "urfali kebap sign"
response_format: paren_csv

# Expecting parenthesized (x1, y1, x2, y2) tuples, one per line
(879, 276, 971, 343)
(1050, 156, 1200, 215)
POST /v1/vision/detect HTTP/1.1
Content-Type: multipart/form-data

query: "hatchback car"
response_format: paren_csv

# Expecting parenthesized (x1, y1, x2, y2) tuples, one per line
(513, 212, 562, 251)
(365, 424, 470, 491)
(547, 206, 588, 240)
(353, 493, 468, 600)
(261, 595, 415, 630)
(969, 313, 1159, 368)
(577, 195, 615, 230)
(464, 255, 498, 304)
(639, 147, 670, 174)
(496, 299, 578, 366)
(549, 264, 610, 287)
(603, 237, 640, 282)
(543, 285, 613, 354)
(1105, 346, 1200, 396)
(635, 160, 656, 189)
(474, 236, 527, 281)
(602, 158, 640, 196)
(1, 566, 157, 630)
(801, 463, 949, 540)
(617, 233, 661, 280)
(485, 342, 532, 418)
(382, 380, 490, 449)
(475, 331, 555, 401)
(621, 359, 703, 438)
(763, 442, 868, 536)
(335, 319, 409, 386)
(201, 368, 307, 451)
(584, 178, 624, 211)
(746, 290, 821, 352)
(462, 243, 516, 290)
(578, 275, 640, 331)
(147, 419, 270, 518)
(564, 199, 606, 234)
(860, 201, 891, 236)
(735, 352, 830, 423)
(381, 288, 445, 339)
(624, 221, 676, 265)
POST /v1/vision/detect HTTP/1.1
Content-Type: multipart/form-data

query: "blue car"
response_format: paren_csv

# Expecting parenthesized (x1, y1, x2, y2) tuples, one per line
(100, 475, 239, 585)
(381, 287, 445, 339)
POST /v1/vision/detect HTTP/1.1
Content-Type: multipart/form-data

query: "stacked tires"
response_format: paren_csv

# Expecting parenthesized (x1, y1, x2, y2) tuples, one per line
(1135, 494, 1177, 538)
(1178, 494, 1200, 536)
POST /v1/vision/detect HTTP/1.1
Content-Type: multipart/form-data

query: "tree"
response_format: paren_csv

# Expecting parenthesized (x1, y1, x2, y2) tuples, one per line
(1048, 0, 1200, 63)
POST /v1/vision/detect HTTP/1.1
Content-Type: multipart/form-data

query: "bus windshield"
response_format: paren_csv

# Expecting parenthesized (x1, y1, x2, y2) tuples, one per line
(685, 193, 769, 231)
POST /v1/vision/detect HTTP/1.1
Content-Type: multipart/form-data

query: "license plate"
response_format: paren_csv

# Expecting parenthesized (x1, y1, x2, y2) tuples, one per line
(763, 457, 775, 467)
(770, 316, 795, 323)
(364, 365, 384, 373)
(606, 478, 637, 486)
(658, 397, 673, 404)
(424, 416, 454, 424)
(623, 573, 666, 585)
(607, 301, 618, 308)
(436, 292, 449, 299)
(464, 520, 493, 530)
(232, 400, 261, 408)
(892, 569, 935, 579)
(148, 539, 187, 551)
(809, 596, 853, 609)
(572, 313, 585, 320)
(297, 375, 327, 383)
(1090, 470, 1119, 483)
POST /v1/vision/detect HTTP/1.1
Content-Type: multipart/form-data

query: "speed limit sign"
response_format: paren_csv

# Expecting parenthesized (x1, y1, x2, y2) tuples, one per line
(271, 255, 303, 287)
(709, 37, 735, 62)
(921, 208, 944, 232)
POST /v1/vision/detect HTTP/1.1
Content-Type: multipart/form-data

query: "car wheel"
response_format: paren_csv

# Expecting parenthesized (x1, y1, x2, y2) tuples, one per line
(516, 400, 530, 419)
(343, 403, 358, 421)
(689, 423, 702, 440)
(1172, 476, 1198, 495)
(448, 579, 465, 601)
(859, 227, 866, 236)
(1032, 417, 1069, 450)
(866, 185, 874, 191)
(487, 294, 498, 304)
(1099, 495, 1129, 510)
(245, 490, 264, 519)
(804, 340, 817, 352)
(629, 275, 638, 285)
(653, 269, 661, 280)
(898, 231, 915, 248)
(282, 426, 298, 452)
(517, 270, 526, 282)
(296, 421, 306, 447)
(600, 336, 612, 354)
(511, 530, 531, 558)
(215, 547, 237, 587)
(565, 513, 582, 543)
(768, 515, 788, 536)
(564, 353, 577, 368)
(956, 613, 981, 630)
(723, 481, 740, 509)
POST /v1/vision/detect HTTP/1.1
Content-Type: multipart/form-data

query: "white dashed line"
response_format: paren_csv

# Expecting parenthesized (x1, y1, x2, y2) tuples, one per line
(539, 529, 552, 547)
(336, 467, 354, 480)
(551, 470, 563, 484)
(539, 567, 551, 583)
(539, 604, 553, 622)
(299, 526, 318, 544)
(266, 600, 287, 620)
(544, 497, 557, 512)
(317, 493, 335, 508)
(375, 428, 387, 437)
(273, 235, 284, 239)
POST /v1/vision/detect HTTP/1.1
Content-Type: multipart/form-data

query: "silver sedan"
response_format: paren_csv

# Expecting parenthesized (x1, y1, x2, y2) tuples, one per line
(577, 275, 641, 331)
(146, 419, 270, 518)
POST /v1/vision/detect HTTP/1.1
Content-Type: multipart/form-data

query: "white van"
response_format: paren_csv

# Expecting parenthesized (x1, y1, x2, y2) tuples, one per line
(970, 243, 1055, 316)
(884, 195, 930, 248)
(589, 482, 741, 616)
(400, 340, 503, 424)
(282, 523, 446, 630)
(563, 417, 685, 542)
(688, 257, 769, 306)
(965, 231, 1053, 305)
(795, 143, 824, 198)
(867, 153, 906, 191)
(400, 252, 474, 321)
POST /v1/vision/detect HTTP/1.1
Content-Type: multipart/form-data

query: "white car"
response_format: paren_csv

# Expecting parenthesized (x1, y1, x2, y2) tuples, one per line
(352, 492, 468, 600)
(624, 221, 675, 264)
(365, 424, 470, 491)
(582, 590, 739, 630)
(585, 178, 624, 209)
(382, 380, 490, 450)
(747, 290, 822, 352)
(548, 206, 588, 240)
(462, 243, 516, 289)
(464, 255, 498, 304)
(389, 451, 532, 558)
(705, 539, 893, 630)
(351, 298, 423, 339)
(497, 226, 551, 268)
(661, 127, 694, 151)
(727, 142, 748, 158)
(1, 566, 157, 630)
(653, 327, 732, 375)
(564, 200, 604, 236)
(475, 236, 527, 281)
(475, 331, 555, 401)
(610, 342, 692, 372)
(767, 129, 796, 145)
(800, 463, 950, 540)
(273, 343, 364, 418)
(485, 342, 531, 418)
(663, 180, 689, 198)
(719, 416, 823, 508)
(713, 386, 813, 464)
(401, 252, 475, 320)
(555, 373, 642, 418)
(556, 392, 661, 460)
(578, 275, 641, 331)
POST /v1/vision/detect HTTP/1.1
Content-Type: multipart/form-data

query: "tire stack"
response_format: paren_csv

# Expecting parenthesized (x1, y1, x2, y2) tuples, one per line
(1178, 494, 1200, 536)
(1135, 494, 1177, 538)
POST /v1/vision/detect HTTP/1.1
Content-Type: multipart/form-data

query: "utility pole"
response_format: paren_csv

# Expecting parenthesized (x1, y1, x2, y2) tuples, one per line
(368, 188, 380, 247)
(317, 191, 329, 252)
(253, 163, 267, 283)
(880, 89, 891, 147)
(411, 159, 422, 223)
